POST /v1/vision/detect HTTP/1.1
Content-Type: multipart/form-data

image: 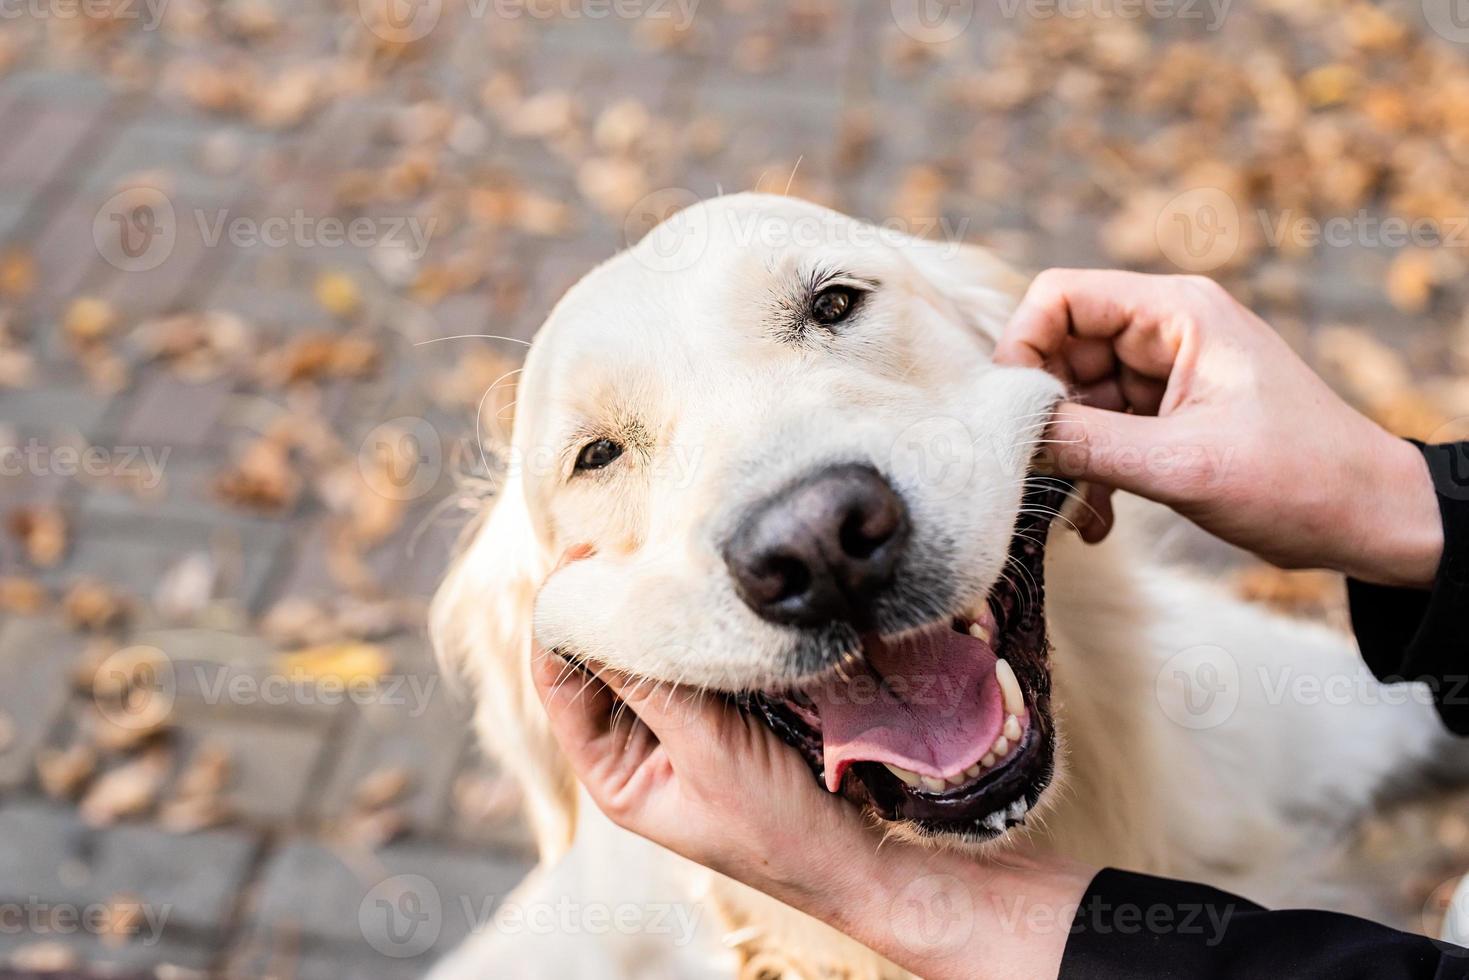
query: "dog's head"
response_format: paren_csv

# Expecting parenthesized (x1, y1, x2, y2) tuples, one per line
(434, 193, 1069, 855)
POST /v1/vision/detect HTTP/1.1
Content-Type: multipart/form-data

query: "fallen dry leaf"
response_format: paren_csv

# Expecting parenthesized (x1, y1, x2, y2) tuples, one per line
(277, 641, 390, 685)
(8, 942, 79, 972)
(6, 504, 67, 567)
(63, 296, 118, 347)
(36, 744, 97, 801)
(0, 575, 48, 614)
(0, 248, 36, 299)
(99, 892, 147, 948)
(62, 579, 132, 632)
(1234, 566, 1346, 626)
(215, 436, 301, 512)
(79, 746, 172, 826)
(353, 765, 413, 811)
(314, 271, 362, 318)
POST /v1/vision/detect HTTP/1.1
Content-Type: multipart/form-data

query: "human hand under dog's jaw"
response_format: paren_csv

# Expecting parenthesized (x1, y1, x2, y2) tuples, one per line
(531, 646, 1095, 980)
(995, 269, 1444, 590)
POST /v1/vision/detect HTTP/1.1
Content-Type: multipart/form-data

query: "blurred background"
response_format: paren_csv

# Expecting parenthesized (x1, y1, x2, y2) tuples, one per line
(2, 0, 1469, 976)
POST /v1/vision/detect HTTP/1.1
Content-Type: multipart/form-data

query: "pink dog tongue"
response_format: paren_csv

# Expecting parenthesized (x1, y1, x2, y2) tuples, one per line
(809, 625, 1003, 792)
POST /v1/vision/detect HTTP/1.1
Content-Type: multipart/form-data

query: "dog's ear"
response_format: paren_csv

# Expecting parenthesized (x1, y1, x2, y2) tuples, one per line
(895, 234, 1030, 344)
(430, 471, 576, 860)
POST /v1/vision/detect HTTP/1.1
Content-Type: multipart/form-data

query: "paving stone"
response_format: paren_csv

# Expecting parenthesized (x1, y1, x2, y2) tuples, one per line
(168, 716, 329, 825)
(128, 625, 345, 725)
(0, 931, 215, 976)
(443, 750, 536, 855)
(312, 644, 468, 834)
(0, 381, 117, 437)
(0, 616, 84, 791)
(0, 70, 118, 108)
(21, 197, 113, 322)
(0, 99, 112, 191)
(223, 935, 430, 980)
(111, 373, 237, 450)
(77, 450, 282, 543)
(40, 512, 289, 616)
(0, 797, 259, 938)
(248, 836, 531, 953)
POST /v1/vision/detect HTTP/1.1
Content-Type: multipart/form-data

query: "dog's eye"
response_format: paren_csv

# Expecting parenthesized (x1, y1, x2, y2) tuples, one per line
(811, 285, 859, 326)
(574, 438, 623, 472)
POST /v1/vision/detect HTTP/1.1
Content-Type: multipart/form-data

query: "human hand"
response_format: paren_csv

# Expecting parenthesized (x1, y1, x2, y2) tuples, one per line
(996, 270, 1443, 589)
(530, 647, 1092, 980)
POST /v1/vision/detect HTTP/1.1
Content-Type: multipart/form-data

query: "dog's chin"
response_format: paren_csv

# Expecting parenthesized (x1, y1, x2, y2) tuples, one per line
(740, 475, 1067, 844)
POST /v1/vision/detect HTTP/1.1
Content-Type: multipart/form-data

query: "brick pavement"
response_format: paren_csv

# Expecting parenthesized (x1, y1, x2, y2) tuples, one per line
(0, 1, 1467, 976)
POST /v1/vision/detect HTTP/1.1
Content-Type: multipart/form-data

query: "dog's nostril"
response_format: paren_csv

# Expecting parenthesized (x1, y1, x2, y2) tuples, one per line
(839, 507, 896, 560)
(766, 555, 811, 604)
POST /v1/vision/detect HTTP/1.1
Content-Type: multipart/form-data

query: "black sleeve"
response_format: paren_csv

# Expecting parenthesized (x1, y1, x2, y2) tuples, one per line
(1060, 868, 1469, 979)
(1348, 441, 1469, 735)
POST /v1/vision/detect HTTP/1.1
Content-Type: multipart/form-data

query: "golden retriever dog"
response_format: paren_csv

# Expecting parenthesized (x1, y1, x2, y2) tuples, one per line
(427, 193, 1456, 979)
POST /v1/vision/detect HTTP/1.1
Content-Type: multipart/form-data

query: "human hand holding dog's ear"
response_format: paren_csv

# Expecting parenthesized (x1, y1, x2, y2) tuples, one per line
(996, 270, 1443, 589)
(531, 646, 1093, 980)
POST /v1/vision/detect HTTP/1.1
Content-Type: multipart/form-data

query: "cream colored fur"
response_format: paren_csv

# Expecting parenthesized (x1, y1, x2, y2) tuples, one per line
(428, 194, 1458, 978)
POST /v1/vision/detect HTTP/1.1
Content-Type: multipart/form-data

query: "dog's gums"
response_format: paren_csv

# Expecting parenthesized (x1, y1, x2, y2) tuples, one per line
(741, 474, 1068, 840)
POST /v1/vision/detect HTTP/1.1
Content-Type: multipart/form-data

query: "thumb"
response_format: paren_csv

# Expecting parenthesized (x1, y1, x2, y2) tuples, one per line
(1043, 402, 1183, 502)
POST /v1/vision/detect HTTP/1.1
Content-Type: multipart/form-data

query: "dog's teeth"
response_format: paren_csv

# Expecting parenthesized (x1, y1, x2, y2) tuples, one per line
(921, 775, 948, 793)
(992, 735, 1010, 757)
(968, 622, 992, 644)
(883, 764, 922, 788)
(980, 752, 995, 769)
(964, 763, 981, 779)
(1003, 714, 1022, 742)
(995, 658, 1025, 716)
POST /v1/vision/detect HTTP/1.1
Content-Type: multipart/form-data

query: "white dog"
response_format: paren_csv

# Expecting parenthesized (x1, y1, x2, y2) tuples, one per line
(428, 193, 1458, 979)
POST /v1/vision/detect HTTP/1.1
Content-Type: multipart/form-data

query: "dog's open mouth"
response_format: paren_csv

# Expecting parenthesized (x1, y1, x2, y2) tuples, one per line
(741, 476, 1067, 840)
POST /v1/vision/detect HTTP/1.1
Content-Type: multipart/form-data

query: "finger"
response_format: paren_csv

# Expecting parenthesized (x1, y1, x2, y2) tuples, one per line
(996, 270, 1191, 380)
(531, 647, 626, 772)
(1045, 402, 1175, 499)
(1117, 365, 1168, 417)
(1061, 337, 1117, 385)
(1073, 378, 1127, 412)
(592, 665, 729, 746)
(1078, 484, 1115, 543)
(534, 646, 643, 787)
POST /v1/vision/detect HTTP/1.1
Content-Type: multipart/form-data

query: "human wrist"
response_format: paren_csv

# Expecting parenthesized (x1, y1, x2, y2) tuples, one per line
(815, 843, 1091, 980)
(1338, 433, 1442, 589)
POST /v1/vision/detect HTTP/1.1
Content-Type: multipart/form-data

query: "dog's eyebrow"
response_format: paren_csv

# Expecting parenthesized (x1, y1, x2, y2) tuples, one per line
(768, 265, 880, 345)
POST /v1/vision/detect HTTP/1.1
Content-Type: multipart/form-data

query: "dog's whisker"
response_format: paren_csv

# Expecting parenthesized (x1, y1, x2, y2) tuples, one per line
(415, 333, 533, 348)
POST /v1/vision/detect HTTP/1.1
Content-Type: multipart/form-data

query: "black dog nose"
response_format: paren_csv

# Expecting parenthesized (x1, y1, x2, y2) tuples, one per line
(724, 463, 910, 627)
